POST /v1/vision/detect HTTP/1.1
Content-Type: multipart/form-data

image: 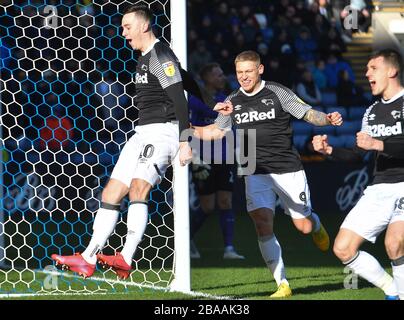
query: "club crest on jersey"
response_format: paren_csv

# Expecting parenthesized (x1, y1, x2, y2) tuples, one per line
(391, 110, 401, 119)
(162, 61, 175, 77)
(261, 99, 274, 106)
(141, 64, 148, 71)
(368, 114, 376, 121)
(234, 105, 242, 111)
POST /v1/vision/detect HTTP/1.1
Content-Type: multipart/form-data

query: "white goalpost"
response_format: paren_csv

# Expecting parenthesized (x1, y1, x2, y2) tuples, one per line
(0, 0, 190, 297)
(170, 0, 191, 293)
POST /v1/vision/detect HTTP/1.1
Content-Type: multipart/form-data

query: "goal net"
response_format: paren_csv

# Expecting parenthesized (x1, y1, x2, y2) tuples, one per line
(0, 0, 189, 297)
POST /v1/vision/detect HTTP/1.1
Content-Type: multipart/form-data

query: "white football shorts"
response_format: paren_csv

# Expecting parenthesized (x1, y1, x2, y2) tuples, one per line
(111, 122, 179, 187)
(244, 170, 312, 219)
(340, 182, 404, 243)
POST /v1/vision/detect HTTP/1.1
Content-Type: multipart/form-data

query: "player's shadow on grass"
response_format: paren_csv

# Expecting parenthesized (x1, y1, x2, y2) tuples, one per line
(238, 281, 375, 299)
(196, 270, 343, 292)
(291, 281, 374, 295)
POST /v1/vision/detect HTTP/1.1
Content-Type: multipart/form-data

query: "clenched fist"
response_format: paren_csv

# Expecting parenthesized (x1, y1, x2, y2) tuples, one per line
(312, 134, 333, 155)
(179, 141, 193, 166)
(327, 112, 343, 126)
(356, 131, 383, 151)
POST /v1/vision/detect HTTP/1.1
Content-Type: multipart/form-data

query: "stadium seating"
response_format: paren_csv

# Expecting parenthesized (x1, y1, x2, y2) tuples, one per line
(348, 106, 367, 120)
(326, 134, 345, 148)
(321, 92, 337, 107)
(335, 120, 362, 135)
(293, 134, 308, 150)
(312, 125, 336, 135)
(339, 134, 356, 148)
(291, 121, 313, 135)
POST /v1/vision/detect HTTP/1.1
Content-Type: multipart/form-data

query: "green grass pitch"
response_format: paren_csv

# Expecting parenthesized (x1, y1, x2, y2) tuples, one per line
(0, 212, 390, 300)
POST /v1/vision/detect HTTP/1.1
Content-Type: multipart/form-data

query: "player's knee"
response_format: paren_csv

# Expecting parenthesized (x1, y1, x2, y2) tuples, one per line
(129, 179, 151, 201)
(101, 187, 122, 204)
(385, 237, 404, 260)
(250, 214, 273, 236)
(333, 241, 354, 262)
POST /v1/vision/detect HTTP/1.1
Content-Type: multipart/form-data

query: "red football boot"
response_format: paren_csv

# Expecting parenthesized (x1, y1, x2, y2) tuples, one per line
(97, 252, 132, 280)
(51, 253, 96, 278)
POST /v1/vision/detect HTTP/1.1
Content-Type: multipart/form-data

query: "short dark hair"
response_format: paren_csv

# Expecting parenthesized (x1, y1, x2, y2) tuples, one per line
(199, 63, 220, 82)
(370, 49, 403, 81)
(123, 4, 153, 25)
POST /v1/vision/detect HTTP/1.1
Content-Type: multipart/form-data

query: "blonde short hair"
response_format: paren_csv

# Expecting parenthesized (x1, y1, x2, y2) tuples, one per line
(234, 50, 261, 66)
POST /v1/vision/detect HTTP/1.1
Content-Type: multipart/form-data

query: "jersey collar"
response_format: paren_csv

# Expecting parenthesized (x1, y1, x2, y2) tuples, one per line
(142, 39, 160, 56)
(240, 80, 265, 96)
(381, 88, 404, 104)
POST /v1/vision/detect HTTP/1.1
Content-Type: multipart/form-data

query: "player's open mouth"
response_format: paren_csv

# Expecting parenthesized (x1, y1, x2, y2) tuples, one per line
(369, 80, 376, 88)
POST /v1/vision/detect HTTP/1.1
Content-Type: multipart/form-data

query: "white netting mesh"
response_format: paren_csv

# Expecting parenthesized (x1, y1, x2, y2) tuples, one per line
(0, 0, 176, 295)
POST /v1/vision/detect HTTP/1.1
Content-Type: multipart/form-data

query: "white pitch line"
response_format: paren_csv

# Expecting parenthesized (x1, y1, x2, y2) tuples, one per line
(0, 270, 237, 300)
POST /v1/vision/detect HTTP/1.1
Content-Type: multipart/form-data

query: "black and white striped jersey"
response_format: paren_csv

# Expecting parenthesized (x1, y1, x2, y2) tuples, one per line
(330, 90, 404, 184)
(216, 81, 311, 175)
(135, 40, 183, 126)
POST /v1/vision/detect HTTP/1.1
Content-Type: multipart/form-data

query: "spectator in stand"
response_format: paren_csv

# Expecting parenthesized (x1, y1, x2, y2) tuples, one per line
(311, 14, 330, 42)
(336, 69, 368, 107)
(198, 15, 215, 42)
(324, 53, 355, 88)
(218, 48, 234, 77)
(268, 29, 296, 70)
(319, 27, 346, 59)
(296, 69, 322, 106)
(312, 59, 328, 91)
(294, 26, 318, 65)
(257, 42, 270, 64)
(340, 0, 371, 33)
(188, 40, 213, 76)
(232, 33, 249, 57)
(295, 0, 312, 27)
(266, 57, 293, 88)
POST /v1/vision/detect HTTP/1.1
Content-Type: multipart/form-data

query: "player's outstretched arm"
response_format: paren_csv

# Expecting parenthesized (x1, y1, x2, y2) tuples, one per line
(213, 101, 233, 116)
(312, 134, 365, 162)
(192, 123, 226, 141)
(303, 109, 343, 126)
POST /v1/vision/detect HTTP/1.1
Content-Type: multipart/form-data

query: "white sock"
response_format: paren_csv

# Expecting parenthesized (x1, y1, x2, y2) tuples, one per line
(121, 202, 149, 266)
(310, 212, 321, 233)
(392, 256, 404, 299)
(82, 208, 119, 264)
(258, 235, 288, 286)
(346, 251, 398, 296)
